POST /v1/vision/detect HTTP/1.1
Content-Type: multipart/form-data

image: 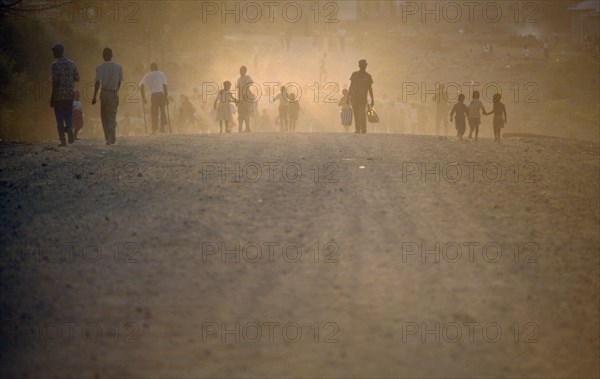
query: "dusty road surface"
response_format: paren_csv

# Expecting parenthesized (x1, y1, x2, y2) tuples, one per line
(1, 133, 599, 378)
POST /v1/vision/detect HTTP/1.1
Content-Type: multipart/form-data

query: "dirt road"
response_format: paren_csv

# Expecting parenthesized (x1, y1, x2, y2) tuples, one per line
(1, 133, 598, 378)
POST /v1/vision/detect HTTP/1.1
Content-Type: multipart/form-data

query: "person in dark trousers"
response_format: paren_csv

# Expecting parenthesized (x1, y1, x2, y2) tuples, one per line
(483, 93, 507, 142)
(287, 93, 300, 132)
(347, 59, 374, 134)
(274, 86, 289, 132)
(450, 93, 469, 141)
(140, 63, 168, 134)
(92, 48, 123, 145)
(236, 66, 254, 133)
(50, 44, 80, 146)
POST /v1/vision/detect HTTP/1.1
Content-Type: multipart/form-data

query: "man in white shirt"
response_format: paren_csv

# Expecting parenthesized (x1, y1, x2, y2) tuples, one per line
(140, 63, 169, 134)
(92, 47, 123, 145)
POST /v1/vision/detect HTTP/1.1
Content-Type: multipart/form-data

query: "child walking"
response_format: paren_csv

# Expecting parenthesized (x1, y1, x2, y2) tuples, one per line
(450, 93, 469, 140)
(338, 89, 353, 132)
(274, 86, 289, 132)
(467, 90, 487, 141)
(213, 81, 237, 133)
(484, 93, 507, 142)
(72, 90, 83, 139)
(287, 93, 300, 132)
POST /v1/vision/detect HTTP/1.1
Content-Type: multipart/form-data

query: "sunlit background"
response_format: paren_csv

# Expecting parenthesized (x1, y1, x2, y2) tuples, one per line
(0, 0, 598, 140)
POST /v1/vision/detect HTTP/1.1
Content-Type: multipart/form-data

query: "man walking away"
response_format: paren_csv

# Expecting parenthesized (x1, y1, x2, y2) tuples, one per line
(348, 59, 374, 134)
(50, 44, 80, 146)
(140, 63, 168, 134)
(236, 66, 254, 133)
(92, 48, 123, 145)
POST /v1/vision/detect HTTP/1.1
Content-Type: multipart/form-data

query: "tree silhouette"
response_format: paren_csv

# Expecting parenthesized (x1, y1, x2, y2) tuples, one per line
(1, 0, 75, 19)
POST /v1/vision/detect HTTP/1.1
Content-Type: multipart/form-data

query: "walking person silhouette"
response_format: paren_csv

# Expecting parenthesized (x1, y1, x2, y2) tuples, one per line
(347, 59, 374, 134)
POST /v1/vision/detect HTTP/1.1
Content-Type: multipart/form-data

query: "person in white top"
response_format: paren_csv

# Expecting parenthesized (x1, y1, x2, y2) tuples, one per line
(92, 47, 123, 145)
(72, 90, 84, 139)
(467, 90, 488, 141)
(213, 81, 238, 134)
(140, 63, 169, 134)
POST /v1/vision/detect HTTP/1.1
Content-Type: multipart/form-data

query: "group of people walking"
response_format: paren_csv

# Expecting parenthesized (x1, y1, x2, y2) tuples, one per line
(450, 90, 507, 142)
(272, 86, 300, 132)
(51, 44, 177, 145)
(51, 45, 504, 144)
(210, 59, 375, 135)
(212, 66, 256, 134)
(51, 44, 123, 146)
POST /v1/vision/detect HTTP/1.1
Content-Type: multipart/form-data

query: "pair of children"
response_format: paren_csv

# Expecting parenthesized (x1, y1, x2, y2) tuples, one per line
(214, 82, 302, 133)
(274, 86, 301, 132)
(450, 91, 507, 142)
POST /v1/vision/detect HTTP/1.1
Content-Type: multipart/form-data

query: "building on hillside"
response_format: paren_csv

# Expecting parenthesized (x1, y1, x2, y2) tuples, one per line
(568, 0, 600, 41)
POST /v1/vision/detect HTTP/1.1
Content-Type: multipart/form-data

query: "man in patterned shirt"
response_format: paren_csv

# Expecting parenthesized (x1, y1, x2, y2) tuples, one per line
(50, 44, 80, 146)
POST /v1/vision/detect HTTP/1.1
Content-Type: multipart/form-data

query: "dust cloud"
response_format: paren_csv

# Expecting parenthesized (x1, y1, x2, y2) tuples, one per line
(1, 0, 598, 141)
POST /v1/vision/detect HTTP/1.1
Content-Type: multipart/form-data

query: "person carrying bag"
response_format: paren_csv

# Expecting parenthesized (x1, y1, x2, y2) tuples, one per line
(367, 105, 379, 123)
